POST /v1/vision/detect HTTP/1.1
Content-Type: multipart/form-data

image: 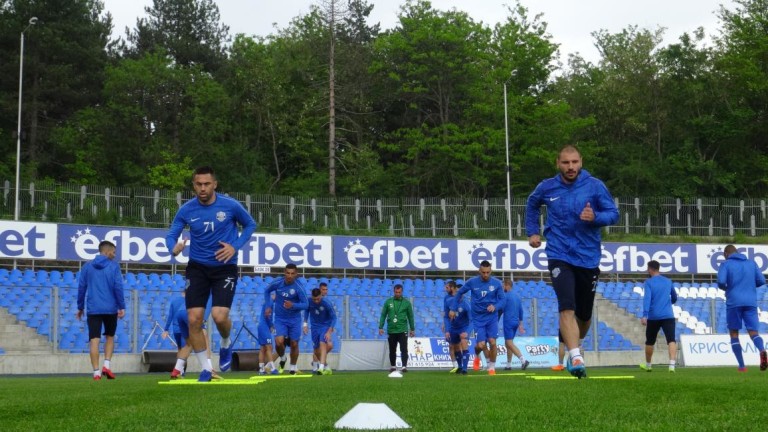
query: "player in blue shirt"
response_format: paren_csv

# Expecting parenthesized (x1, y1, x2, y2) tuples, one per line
(526, 145, 618, 378)
(442, 280, 460, 373)
(445, 282, 471, 375)
(639, 260, 678, 372)
(257, 295, 279, 375)
(165, 166, 258, 382)
(717, 245, 768, 372)
(76, 240, 125, 380)
(450, 260, 505, 375)
(162, 292, 219, 379)
(265, 263, 309, 375)
(306, 288, 337, 375)
(500, 279, 530, 371)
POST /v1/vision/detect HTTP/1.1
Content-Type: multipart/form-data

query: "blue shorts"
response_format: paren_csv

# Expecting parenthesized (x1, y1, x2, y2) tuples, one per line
(257, 322, 273, 347)
(173, 332, 186, 348)
(311, 326, 332, 349)
(449, 327, 469, 345)
(473, 318, 498, 344)
(274, 318, 302, 341)
(503, 322, 519, 340)
(727, 306, 760, 331)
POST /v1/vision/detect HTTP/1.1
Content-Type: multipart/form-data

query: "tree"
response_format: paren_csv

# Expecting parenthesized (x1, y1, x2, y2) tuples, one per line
(124, 0, 229, 73)
(0, 0, 112, 180)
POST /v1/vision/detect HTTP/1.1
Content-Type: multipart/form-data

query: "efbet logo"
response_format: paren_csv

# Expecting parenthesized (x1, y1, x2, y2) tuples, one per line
(67, 226, 170, 262)
(706, 246, 768, 272)
(336, 237, 456, 270)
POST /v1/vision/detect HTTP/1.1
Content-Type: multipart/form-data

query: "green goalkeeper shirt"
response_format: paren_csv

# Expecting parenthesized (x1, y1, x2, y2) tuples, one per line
(378, 296, 415, 334)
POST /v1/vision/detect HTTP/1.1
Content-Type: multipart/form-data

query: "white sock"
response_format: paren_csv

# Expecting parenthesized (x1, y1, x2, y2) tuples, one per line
(195, 350, 210, 371)
(174, 358, 186, 371)
(281, 355, 287, 362)
(646, 362, 652, 368)
(206, 358, 214, 371)
(259, 362, 265, 371)
(518, 355, 525, 361)
(93, 369, 101, 377)
(267, 361, 275, 370)
(290, 364, 297, 371)
(569, 348, 582, 359)
(220, 337, 231, 349)
(670, 360, 676, 366)
(318, 364, 324, 371)
(103, 359, 111, 369)
(488, 361, 495, 370)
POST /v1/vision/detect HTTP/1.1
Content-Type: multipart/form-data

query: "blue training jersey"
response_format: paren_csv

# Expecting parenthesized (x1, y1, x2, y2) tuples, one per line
(500, 289, 524, 326)
(717, 252, 766, 309)
(164, 296, 187, 332)
(165, 194, 257, 266)
(451, 275, 504, 322)
(525, 169, 618, 268)
(265, 277, 309, 321)
(449, 295, 471, 332)
(642, 275, 677, 320)
(258, 302, 273, 330)
(306, 298, 337, 330)
(443, 293, 455, 332)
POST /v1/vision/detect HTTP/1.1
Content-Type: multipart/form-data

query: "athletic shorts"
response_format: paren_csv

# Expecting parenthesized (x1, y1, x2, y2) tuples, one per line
(185, 261, 238, 309)
(87, 314, 118, 340)
(645, 318, 676, 345)
(548, 259, 599, 321)
(727, 306, 760, 331)
(274, 318, 303, 341)
(449, 327, 469, 345)
(473, 317, 498, 344)
(173, 332, 186, 348)
(257, 322, 273, 347)
(503, 322, 520, 340)
(311, 326, 332, 349)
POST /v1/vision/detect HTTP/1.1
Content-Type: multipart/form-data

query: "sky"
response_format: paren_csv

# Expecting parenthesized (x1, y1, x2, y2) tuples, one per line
(102, 0, 736, 63)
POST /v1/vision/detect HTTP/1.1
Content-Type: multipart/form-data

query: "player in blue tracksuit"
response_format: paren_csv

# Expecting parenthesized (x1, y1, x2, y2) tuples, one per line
(76, 240, 125, 380)
(526, 144, 618, 378)
(640, 260, 679, 372)
(257, 296, 279, 375)
(165, 166, 257, 381)
(717, 245, 768, 371)
(265, 263, 309, 375)
(500, 279, 530, 370)
(446, 285, 471, 375)
(306, 288, 337, 375)
(450, 260, 505, 374)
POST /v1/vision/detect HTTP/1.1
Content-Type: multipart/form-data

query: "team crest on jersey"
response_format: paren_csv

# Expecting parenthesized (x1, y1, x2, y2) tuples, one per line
(216, 211, 226, 222)
(552, 267, 561, 278)
(289, 289, 295, 295)
(458, 307, 464, 313)
(489, 287, 495, 291)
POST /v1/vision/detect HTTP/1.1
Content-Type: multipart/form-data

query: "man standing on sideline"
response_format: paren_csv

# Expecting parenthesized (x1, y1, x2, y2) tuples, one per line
(379, 284, 415, 373)
(265, 263, 309, 375)
(717, 244, 768, 372)
(639, 260, 678, 373)
(450, 260, 505, 375)
(306, 288, 337, 375)
(500, 279, 530, 371)
(257, 292, 279, 375)
(526, 144, 618, 379)
(76, 240, 125, 380)
(166, 166, 257, 382)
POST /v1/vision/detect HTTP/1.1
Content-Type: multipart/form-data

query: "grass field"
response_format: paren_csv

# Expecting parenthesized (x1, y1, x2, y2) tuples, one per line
(0, 367, 764, 431)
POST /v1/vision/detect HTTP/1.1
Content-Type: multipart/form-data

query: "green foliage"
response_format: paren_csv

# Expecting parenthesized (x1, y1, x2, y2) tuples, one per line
(146, 150, 192, 190)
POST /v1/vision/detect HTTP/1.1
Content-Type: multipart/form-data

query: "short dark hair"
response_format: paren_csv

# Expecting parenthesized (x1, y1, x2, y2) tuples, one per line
(480, 260, 491, 268)
(648, 260, 660, 271)
(724, 244, 737, 257)
(98, 240, 116, 253)
(311, 288, 321, 298)
(445, 280, 457, 289)
(319, 282, 328, 288)
(393, 284, 403, 290)
(558, 144, 581, 159)
(285, 263, 298, 271)
(193, 166, 216, 180)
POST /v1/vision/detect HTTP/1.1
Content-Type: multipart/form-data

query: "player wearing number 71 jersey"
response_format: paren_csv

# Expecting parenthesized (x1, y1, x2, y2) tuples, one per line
(449, 260, 505, 375)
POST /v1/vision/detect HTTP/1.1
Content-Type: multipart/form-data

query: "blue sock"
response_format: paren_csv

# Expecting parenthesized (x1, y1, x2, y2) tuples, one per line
(751, 334, 765, 352)
(454, 351, 461, 367)
(731, 338, 745, 368)
(461, 350, 469, 371)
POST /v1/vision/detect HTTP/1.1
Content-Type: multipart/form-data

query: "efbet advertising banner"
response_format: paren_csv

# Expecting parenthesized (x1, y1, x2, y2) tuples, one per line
(393, 336, 558, 369)
(333, 236, 457, 270)
(57, 224, 332, 268)
(0, 221, 57, 259)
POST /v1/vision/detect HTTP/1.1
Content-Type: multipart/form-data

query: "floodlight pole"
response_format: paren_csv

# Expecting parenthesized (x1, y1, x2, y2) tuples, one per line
(15, 17, 38, 221)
